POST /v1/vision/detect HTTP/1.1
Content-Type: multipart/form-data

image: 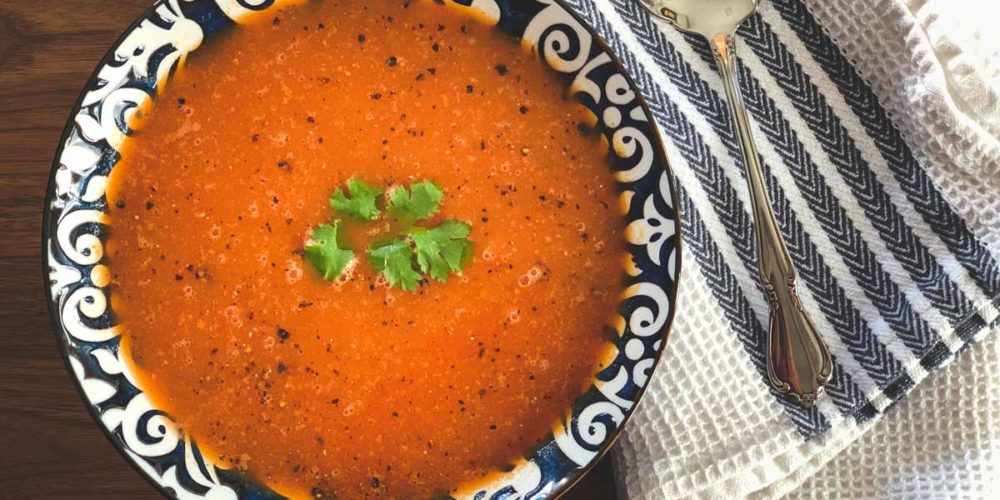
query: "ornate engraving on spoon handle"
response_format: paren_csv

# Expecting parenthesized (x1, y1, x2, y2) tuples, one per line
(710, 34, 832, 406)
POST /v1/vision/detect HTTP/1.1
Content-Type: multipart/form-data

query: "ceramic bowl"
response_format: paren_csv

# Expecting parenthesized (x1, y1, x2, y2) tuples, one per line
(42, 0, 681, 497)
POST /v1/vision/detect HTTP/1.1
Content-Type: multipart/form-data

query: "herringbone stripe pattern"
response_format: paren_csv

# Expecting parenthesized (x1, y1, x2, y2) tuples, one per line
(564, 0, 869, 435)
(603, 0, 913, 399)
(561, 0, 1000, 441)
(735, 14, 976, 325)
(770, 0, 1000, 298)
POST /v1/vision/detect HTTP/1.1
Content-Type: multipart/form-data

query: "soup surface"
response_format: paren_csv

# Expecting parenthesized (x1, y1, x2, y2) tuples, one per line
(108, 0, 623, 497)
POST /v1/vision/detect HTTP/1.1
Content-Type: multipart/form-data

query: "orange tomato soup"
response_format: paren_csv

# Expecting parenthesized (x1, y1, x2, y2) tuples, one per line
(108, 0, 623, 497)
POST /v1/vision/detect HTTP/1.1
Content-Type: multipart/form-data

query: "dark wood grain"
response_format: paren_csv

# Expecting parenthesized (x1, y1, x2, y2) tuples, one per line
(0, 1, 618, 498)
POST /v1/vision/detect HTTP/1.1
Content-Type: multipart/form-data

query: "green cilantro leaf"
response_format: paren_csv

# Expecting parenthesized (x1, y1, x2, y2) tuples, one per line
(304, 221, 355, 280)
(367, 239, 423, 291)
(309, 179, 471, 291)
(330, 179, 382, 220)
(410, 220, 473, 282)
(387, 180, 444, 221)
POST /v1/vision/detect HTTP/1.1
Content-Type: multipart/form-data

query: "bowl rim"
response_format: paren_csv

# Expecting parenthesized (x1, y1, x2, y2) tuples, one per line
(40, 0, 684, 497)
(523, 3, 683, 498)
(42, 4, 180, 498)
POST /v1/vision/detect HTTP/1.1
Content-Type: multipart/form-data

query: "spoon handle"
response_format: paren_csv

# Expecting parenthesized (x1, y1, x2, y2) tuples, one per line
(709, 33, 832, 406)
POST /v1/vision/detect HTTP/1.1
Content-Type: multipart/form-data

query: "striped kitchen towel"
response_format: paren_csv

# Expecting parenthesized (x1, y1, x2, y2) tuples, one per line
(560, 0, 1000, 497)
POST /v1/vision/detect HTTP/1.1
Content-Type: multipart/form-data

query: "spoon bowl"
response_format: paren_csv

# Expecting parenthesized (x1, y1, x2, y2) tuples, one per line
(639, 0, 758, 38)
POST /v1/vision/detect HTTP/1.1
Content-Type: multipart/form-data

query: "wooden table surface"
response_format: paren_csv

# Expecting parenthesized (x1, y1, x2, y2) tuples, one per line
(0, 1, 619, 497)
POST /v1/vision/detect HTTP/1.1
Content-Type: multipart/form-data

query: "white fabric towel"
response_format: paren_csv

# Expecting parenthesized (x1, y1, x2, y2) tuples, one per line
(583, 0, 1000, 497)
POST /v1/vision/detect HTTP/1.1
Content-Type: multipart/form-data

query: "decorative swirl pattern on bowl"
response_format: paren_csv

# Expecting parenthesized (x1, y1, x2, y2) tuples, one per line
(42, 0, 681, 498)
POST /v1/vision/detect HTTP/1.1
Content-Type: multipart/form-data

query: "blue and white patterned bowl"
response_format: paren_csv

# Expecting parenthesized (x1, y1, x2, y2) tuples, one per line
(42, 0, 681, 497)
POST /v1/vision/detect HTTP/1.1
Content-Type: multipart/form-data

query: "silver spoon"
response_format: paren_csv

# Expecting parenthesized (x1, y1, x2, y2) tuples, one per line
(635, 0, 832, 406)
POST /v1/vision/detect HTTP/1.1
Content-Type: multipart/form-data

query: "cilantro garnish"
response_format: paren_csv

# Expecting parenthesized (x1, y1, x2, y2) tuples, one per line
(330, 178, 382, 220)
(304, 179, 472, 289)
(304, 221, 355, 280)
(367, 239, 423, 291)
(387, 181, 444, 221)
(410, 220, 472, 282)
